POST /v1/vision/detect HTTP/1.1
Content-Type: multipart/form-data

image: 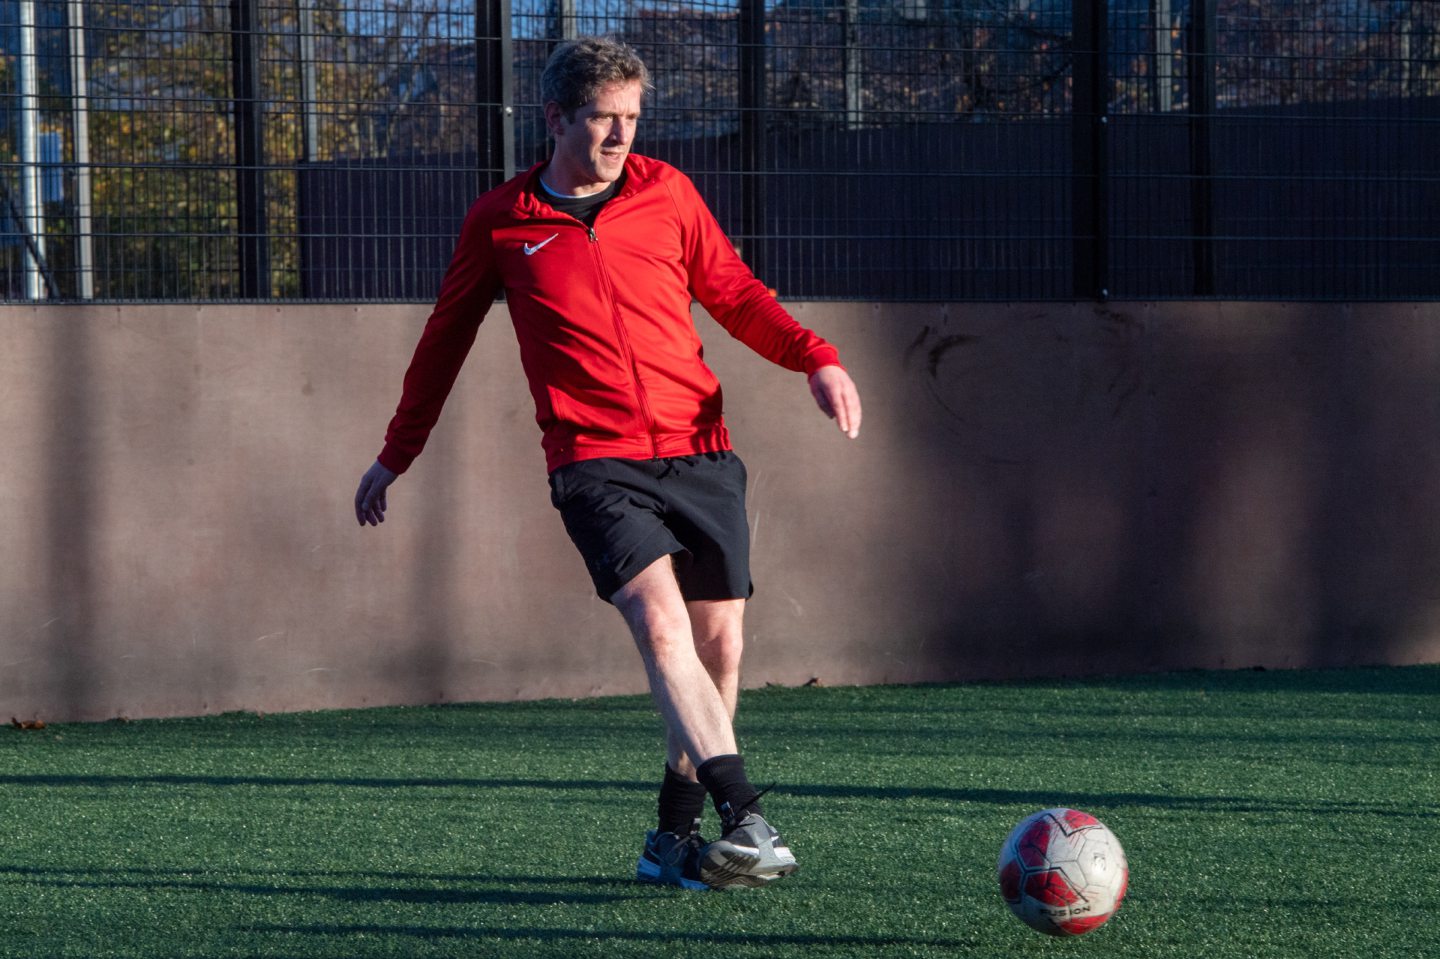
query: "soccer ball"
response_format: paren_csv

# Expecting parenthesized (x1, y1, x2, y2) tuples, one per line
(997, 807, 1129, 936)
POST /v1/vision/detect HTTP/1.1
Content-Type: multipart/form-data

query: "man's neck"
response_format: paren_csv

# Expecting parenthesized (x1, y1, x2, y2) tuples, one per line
(536, 173, 622, 228)
(540, 166, 613, 198)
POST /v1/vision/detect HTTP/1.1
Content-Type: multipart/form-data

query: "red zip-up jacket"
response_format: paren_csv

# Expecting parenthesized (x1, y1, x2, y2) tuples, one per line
(378, 154, 843, 474)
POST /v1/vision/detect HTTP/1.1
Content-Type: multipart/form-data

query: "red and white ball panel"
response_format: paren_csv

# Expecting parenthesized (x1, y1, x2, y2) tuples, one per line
(997, 807, 1129, 936)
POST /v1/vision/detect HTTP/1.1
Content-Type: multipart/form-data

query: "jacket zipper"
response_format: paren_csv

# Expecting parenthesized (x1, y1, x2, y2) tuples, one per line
(587, 225, 661, 459)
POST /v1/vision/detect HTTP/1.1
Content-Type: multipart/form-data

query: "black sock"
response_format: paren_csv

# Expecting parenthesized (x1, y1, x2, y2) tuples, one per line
(657, 764, 708, 836)
(695, 754, 763, 823)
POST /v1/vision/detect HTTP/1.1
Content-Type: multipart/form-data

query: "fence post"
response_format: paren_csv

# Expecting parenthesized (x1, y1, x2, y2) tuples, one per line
(1072, 0, 1108, 300)
(1188, 0, 1216, 295)
(738, 0, 767, 281)
(843, 0, 862, 129)
(478, 0, 515, 193)
(68, 0, 95, 299)
(548, 0, 577, 42)
(296, 0, 317, 298)
(17, 0, 49, 299)
(230, 0, 269, 298)
(297, 0, 319, 163)
(1149, 0, 1174, 113)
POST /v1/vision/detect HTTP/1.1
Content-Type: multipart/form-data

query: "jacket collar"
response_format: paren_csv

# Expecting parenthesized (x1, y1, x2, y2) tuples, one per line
(510, 154, 657, 220)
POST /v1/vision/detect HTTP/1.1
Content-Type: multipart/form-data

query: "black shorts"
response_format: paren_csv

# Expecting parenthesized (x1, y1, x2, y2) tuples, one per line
(548, 452, 753, 603)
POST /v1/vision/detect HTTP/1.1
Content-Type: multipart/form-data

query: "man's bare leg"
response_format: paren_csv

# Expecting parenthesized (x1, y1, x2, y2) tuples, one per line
(616, 556, 796, 888)
(612, 556, 737, 768)
(622, 558, 752, 889)
(667, 597, 745, 778)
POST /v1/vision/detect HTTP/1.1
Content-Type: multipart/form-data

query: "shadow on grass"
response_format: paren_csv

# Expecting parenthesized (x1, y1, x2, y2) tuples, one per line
(0, 773, 1422, 818)
(0, 864, 638, 907)
(246, 922, 980, 951)
(0, 773, 655, 791)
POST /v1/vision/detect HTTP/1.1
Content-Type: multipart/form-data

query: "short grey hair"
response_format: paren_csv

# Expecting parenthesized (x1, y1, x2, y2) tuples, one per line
(541, 36, 652, 120)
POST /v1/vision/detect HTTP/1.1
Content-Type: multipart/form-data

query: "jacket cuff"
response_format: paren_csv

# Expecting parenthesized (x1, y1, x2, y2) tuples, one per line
(377, 445, 413, 475)
(801, 345, 844, 377)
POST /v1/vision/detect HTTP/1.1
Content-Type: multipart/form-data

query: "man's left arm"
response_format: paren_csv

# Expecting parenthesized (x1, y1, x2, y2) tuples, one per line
(676, 178, 862, 438)
(807, 364, 862, 439)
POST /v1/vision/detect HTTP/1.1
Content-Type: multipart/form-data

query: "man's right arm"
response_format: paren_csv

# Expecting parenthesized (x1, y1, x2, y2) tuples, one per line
(354, 460, 397, 526)
(376, 201, 503, 476)
(357, 200, 502, 527)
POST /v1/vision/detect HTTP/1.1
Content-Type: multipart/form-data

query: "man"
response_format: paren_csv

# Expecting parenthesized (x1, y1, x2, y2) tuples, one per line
(354, 36, 861, 890)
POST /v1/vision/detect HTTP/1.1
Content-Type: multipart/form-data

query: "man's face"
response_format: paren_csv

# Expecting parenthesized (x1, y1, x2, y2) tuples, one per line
(544, 80, 643, 196)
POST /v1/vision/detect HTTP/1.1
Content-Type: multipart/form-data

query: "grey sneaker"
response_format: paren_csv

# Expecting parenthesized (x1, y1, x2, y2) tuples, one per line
(698, 806, 798, 888)
(636, 819, 710, 891)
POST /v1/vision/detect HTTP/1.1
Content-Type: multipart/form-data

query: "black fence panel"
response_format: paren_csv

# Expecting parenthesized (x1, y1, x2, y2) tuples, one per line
(2, 1, 1438, 302)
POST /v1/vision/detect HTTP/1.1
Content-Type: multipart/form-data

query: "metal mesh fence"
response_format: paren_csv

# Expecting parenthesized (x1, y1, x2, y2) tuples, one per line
(2, 1, 1437, 302)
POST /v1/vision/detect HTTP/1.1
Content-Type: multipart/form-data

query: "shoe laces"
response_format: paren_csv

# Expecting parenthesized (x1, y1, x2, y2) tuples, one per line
(720, 783, 778, 830)
(661, 817, 704, 851)
(680, 817, 704, 846)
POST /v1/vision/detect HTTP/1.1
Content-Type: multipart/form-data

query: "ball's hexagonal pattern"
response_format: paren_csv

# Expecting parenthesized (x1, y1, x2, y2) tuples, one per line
(997, 807, 1128, 936)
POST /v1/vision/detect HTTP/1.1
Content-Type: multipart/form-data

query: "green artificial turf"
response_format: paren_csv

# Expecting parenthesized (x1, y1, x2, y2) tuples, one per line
(2, 665, 1437, 958)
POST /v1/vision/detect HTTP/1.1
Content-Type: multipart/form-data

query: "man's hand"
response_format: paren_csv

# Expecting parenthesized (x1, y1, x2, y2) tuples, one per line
(355, 460, 398, 527)
(808, 365, 862, 439)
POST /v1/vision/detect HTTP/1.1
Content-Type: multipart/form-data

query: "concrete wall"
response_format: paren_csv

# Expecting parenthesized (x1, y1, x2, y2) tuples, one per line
(4, 301, 1439, 723)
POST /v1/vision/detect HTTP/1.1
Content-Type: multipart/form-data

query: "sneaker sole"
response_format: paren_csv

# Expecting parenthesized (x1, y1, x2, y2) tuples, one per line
(636, 855, 711, 892)
(698, 842, 799, 889)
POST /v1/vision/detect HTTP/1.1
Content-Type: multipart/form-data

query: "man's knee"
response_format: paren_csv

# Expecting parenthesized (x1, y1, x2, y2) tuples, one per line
(696, 626, 743, 676)
(614, 556, 682, 620)
(614, 579, 694, 666)
(627, 607, 694, 663)
(689, 599, 744, 670)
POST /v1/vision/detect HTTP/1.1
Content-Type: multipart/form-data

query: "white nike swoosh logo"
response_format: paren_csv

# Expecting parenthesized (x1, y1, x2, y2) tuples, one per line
(523, 233, 559, 256)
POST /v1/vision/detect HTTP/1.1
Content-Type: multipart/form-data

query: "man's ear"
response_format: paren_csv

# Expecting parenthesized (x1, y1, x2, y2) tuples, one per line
(544, 101, 567, 138)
